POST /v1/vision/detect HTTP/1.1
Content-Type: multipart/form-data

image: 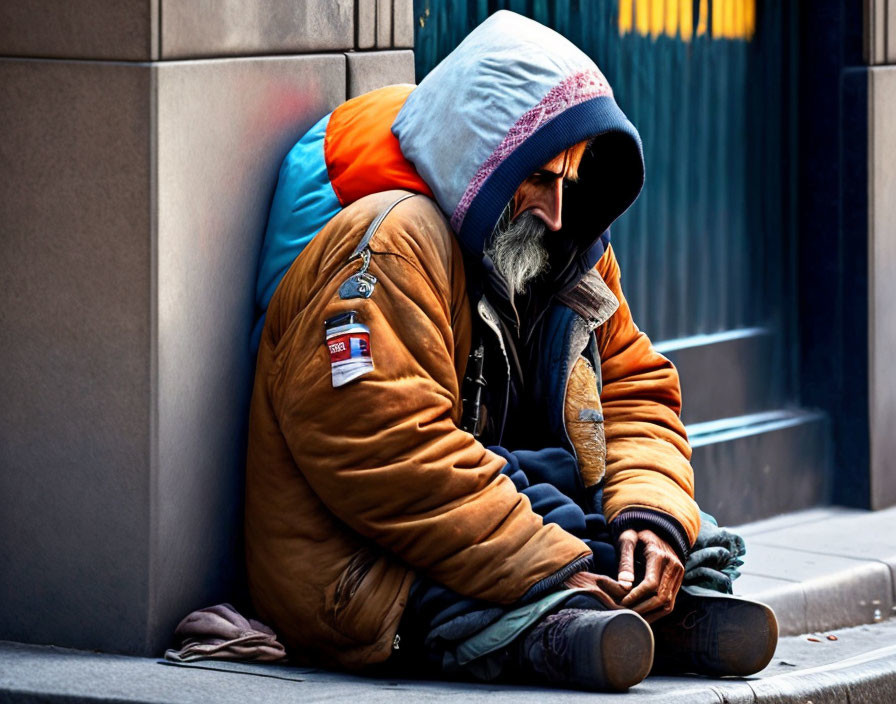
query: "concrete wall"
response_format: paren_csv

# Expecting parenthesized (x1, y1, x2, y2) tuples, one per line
(0, 1, 414, 656)
(869, 65, 896, 509)
(865, 0, 896, 65)
(864, 1, 896, 509)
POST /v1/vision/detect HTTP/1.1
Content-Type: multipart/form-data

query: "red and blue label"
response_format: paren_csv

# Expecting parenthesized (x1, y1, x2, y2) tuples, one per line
(325, 313, 374, 387)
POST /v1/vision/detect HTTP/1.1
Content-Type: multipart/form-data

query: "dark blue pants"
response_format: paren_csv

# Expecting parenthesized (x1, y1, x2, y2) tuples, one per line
(393, 446, 618, 671)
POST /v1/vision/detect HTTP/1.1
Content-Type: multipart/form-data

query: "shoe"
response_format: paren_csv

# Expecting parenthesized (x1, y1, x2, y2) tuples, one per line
(513, 608, 654, 691)
(651, 585, 778, 677)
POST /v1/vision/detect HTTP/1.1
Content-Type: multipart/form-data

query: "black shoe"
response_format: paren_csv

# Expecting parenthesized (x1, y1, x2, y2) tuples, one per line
(513, 608, 654, 691)
(651, 585, 778, 677)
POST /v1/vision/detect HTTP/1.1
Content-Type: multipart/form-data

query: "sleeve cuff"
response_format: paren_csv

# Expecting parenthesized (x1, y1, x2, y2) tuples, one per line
(610, 508, 691, 561)
(520, 554, 593, 603)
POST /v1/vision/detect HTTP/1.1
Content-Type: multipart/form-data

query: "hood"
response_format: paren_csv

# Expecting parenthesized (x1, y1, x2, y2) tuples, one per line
(392, 10, 644, 272)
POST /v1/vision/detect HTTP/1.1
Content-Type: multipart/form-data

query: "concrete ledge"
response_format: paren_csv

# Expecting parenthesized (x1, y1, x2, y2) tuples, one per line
(734, 506, 896, 635)
(3, 507, 895, 702)
(3, 620, 896, 703)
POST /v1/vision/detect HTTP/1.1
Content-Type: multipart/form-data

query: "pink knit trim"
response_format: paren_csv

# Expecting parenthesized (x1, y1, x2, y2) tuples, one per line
(450, 69, 613, 233)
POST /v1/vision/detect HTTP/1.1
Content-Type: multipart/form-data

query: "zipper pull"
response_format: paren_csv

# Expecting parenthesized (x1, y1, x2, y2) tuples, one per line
(392, 634, 401, 650)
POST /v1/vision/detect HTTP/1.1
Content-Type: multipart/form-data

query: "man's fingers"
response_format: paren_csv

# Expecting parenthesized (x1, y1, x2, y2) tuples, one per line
(591, 574, 629, 600)
(621, 553, 661, 606)
(655, 558, 679, 604)
(589, 588, 625, 610)
(667, 561, 685, 604)
(564, 572, 629, 604)
(616, 530, 637, 588)
(630, 556, 683, 620)
(563, 572, 592, 591)
(562, 572, 627, 609)
(630, 594, 665, 615)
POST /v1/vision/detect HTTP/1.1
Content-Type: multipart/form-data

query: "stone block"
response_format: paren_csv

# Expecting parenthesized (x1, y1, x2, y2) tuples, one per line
(376, 0, 393, 48)
(690, 412, 831, 526)
(866, 0, 885, 64)
(0, 0, 157, 60)
(160, 0, 355, 58)
(748, 506, 896, 603)
(151, 54, 345, 655)
(733, 507, 857, 538)
(657, 328, 781, 425)
(740, 545, 894, 633)
(357, 0, 377, 49)
(0, 54, 346, 656)
(0, 0, 357, 60)
(346, 50, 415, 98)
(0, 58, 154, 654)
(393, 0, 415, 48)
(869, 67, 896, 510)
(866, 0, 896, 64)
(734, 574, 808, 636)
(801, 562, 894, 633)
(890, 2, 896, 63)
(742, 545, 878, 584)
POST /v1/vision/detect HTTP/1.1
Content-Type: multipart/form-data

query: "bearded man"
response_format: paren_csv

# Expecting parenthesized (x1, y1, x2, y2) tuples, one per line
(245, 11, 777, 692)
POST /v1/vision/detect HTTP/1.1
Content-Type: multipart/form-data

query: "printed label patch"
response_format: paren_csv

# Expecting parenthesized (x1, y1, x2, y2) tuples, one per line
(325, 320, 374, 388)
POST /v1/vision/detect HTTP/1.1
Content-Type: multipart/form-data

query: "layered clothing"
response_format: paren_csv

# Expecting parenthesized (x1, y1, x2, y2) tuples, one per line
(246, 11, 699, 669)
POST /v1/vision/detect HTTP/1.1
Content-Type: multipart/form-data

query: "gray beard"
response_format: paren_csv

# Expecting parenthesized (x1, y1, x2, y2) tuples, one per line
(485, 208, 549, 295)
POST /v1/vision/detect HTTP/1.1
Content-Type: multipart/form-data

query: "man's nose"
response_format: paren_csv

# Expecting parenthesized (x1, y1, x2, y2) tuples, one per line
(534, 180, 564, 231)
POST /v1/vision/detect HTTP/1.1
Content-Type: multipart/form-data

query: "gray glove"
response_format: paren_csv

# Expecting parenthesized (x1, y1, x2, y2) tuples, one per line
(682, 511, 745, 594)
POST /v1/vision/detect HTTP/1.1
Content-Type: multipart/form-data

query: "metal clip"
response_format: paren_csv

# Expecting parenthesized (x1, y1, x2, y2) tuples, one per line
(339, 248, 378, 299)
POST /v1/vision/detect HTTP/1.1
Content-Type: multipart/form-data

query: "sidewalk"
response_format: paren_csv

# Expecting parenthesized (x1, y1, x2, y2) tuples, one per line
(2, 506, 895, 703)
(733, 506, 896, 635)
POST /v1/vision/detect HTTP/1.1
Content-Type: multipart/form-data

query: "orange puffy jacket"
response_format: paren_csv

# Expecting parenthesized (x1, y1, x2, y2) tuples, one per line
(245, 190, 699, 668)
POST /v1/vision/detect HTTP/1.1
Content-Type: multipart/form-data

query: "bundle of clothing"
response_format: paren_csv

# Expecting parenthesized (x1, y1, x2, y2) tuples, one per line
(164, 603, 287, 664)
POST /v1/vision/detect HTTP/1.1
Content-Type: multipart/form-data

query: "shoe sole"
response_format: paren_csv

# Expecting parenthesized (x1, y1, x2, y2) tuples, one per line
(655, 590, 779, 677)
(712, 596, 778, 676)
(595, 611, 654, 691)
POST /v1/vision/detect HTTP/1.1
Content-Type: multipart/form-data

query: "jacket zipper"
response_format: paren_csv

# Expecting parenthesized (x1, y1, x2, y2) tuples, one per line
(476, 297, 510, 445)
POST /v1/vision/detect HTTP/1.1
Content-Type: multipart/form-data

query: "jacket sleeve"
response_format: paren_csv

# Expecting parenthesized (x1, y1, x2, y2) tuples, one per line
(595, 245, 701, 547)
(270, 218, 591, 605)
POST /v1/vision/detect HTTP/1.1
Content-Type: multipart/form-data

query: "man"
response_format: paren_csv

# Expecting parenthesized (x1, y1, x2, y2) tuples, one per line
(246, 11, 776, 691)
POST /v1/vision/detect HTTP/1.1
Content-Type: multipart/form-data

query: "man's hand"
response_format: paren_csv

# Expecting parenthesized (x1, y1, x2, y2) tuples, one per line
(616, 529, 684, 623)
(563, 571, 629, 610)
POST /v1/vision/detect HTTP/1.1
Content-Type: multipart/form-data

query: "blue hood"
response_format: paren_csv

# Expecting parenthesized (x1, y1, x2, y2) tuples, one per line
(392, 11, 645, 272)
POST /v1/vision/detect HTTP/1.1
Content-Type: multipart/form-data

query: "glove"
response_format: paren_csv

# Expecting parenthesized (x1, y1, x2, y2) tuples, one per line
(682, 511, 745, 594)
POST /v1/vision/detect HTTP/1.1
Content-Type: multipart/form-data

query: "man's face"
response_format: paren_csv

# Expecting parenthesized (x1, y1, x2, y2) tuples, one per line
(511, 149, 577, 231)
(485, 148, 582, 296)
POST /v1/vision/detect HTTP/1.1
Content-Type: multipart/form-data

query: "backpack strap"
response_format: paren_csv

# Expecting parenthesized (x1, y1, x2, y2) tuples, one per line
(339, 193, 417, 299)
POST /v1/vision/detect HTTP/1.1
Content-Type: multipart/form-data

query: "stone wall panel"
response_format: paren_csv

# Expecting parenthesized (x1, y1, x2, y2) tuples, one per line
(0, 59, 154, 653)
(150, 54, 345, 653)
(869, 66, 896, 509)
(346, 49, 415, 98)
(0, 0, 157, 60)
(160, 0, 354, 58)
